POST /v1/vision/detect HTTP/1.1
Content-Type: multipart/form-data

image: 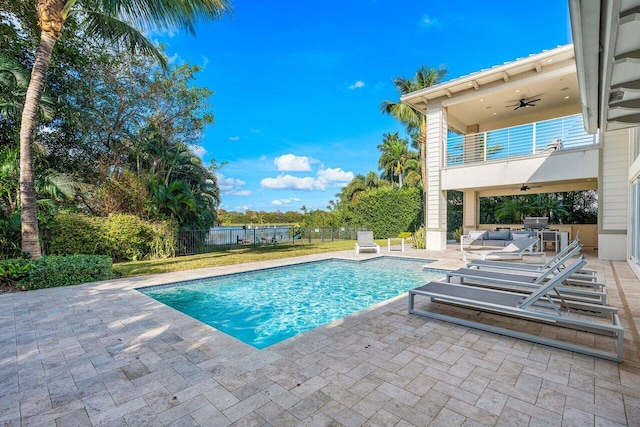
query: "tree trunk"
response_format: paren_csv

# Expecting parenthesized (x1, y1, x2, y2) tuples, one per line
(19, 32, 57, 258)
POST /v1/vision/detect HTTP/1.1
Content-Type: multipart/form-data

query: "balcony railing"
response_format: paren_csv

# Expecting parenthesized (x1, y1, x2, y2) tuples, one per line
(445, 114, 598, 167)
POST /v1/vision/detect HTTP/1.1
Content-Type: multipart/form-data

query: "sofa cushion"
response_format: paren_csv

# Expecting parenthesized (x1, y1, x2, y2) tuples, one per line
(485, 230, 511, 240)
(467, 231, 486, 241)
(512, 230, 534, 239)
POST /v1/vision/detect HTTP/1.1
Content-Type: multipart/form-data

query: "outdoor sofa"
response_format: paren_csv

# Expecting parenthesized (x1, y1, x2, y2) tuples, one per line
(461, 229, 535, 249)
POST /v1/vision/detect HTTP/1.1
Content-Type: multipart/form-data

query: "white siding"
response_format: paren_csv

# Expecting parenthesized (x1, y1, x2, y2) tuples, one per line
(601, 129, 629, 230)
(426, 105, 447, 231)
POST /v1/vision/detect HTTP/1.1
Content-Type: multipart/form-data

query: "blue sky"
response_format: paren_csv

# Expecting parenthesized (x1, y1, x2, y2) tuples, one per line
(160, 0, 572, 213)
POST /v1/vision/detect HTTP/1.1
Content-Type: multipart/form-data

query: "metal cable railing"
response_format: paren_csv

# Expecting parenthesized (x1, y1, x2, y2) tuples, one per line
(446, 114, 598, 167)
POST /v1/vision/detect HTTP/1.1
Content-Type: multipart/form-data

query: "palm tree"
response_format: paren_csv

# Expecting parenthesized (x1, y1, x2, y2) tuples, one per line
(381, 65, 447, 223)
(532, 194, 568, 223)
(495, 197, 533, 224)
(19, 0, 231, 257)
(339, 171, 388, 204)
(377, 132, 418, 187)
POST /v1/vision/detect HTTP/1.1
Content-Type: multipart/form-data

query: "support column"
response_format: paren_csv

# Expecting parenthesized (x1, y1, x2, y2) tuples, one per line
(425, 104, 447, 250)
(463, 190, 479, 233)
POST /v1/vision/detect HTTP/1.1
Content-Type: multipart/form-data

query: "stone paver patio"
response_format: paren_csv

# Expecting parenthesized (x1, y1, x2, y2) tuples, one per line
(2, 246, 640, 426)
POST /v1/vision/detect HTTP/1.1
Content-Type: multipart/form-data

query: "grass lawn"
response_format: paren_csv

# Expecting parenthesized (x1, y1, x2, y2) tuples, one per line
(115, 240, 371, 278)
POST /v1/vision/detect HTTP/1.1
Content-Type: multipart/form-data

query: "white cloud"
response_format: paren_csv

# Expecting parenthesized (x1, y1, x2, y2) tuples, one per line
(229, 136, 240, 141)
(216, 173, 246, 192)
(235, 205, 250, 211)
(421, 15, 440, 27)
(261, 168, 354, 191)
(201, 55, 209, 69)
(271, 197, 302, 206)
(188, 144, 207, 158)
(261, 174, 316, 190)
(231, 190, 252, 197)
(274, 154, 318, 172)
(348, 80, 365, 90)
(317, 168, 354, 187)
(250, 129, 261, 134)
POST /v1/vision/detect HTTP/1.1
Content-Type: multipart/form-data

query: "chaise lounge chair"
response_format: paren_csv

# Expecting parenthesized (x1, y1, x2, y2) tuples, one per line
(355, 231, 380, 254)
(446, 254, 606, 308)
(466, 239, 598, 281)
(462, 237, 545, 261)
(408, 256, 624, 361)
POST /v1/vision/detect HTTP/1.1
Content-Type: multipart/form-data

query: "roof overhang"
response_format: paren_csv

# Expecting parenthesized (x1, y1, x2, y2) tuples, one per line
(400, 45, 580, 133)
(569, 0, 640, 133)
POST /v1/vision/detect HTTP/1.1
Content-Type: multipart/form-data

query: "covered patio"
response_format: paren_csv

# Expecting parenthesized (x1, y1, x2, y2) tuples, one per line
(400, 44, 611, 256)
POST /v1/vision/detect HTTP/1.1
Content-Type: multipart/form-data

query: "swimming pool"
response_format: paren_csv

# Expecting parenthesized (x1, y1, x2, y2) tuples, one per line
(140, 257, 445, 349)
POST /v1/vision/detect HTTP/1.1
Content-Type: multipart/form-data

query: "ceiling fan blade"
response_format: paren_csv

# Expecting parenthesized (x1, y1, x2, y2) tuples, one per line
(529, 98, 541, 103)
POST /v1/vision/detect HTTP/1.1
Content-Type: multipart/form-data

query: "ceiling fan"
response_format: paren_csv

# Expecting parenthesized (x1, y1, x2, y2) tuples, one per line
(506, 97, 541, 110)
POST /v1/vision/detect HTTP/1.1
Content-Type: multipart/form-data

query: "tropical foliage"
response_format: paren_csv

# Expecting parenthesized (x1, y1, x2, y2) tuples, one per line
(377, 132, 419, 187)
(349, 187, 422, 238)
(380, 65, 447, 223)
(480, 192, 595, 224)
(8, 0, 231, 257)
(0, 2, 229, 259)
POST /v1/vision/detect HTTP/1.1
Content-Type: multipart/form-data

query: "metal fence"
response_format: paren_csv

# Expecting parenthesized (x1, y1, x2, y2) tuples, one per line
(176, 226, 366, 256)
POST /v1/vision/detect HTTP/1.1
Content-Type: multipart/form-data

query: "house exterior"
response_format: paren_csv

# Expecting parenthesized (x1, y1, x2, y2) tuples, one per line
(399, 0, 640, 277)
(569, 0, 640, 277)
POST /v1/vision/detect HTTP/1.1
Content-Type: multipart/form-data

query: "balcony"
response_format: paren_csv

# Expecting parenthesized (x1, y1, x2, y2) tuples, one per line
(445, 114, 598, 167)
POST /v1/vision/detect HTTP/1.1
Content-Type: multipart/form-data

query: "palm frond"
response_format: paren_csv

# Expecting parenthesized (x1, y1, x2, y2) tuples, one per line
(82, 10, 168, 67)
(0, 57, 28, 88)
(93, 0, 232, 35)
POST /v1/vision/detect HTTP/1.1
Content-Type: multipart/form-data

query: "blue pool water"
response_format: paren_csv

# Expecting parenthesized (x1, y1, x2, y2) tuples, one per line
(140, 257, 445, 349)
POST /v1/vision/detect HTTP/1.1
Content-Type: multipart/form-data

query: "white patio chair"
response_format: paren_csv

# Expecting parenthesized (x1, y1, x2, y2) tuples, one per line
(355, 231, 380, 254)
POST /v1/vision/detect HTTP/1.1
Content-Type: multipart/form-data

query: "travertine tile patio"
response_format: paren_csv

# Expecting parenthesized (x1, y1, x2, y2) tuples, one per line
(1, 246, 640, 426)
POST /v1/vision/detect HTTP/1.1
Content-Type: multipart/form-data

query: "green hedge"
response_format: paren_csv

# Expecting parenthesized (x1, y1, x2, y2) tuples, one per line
(47, 212, 105, 255)
(25, 255, 114, 290)
(0, 255, 114, 290)
(350, 187, 422, 238)
(47, 213, 176, 261)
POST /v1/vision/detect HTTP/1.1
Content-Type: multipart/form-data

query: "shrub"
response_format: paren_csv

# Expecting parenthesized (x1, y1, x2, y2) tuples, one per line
(350, 187, 422, 238)
(47, 212, 105, 255)
(103, 214, 155, 261)
(0, 212, 22, 259)
(47, 212, 177, 261)
(412, 226, 426, 249)
(452, 226, 464, 242)
(26, 255, 113, 290)
(148, 219, 177, 259)
(0, 258, 31, 287)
